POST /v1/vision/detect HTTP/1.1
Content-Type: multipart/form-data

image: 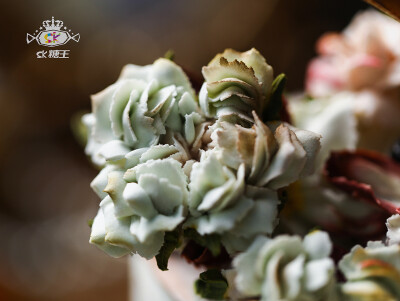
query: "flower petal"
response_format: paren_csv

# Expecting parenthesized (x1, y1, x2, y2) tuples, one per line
(89, 207, 132, 258)
(104, 171, 135, 218)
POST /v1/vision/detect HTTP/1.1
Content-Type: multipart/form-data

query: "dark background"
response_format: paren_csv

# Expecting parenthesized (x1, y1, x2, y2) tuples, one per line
(0, 0, 368, 300)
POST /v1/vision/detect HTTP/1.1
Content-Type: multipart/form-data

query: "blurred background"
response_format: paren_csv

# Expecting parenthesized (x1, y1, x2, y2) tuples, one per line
(0, 0, 370, 300)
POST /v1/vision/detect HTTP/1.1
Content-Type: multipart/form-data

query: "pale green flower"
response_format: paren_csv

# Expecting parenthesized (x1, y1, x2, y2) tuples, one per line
(233, 231, 338, 301)
(199, 48, 273, 123)
(339, 241, 400, 301)
(89, 153, 188, 259)
(184, 149, 280, 254)
(219, 185, 281, 254)
(89, 142, 190, 203)
(90, 196, 164, 258)
(83, 58, 203, 167)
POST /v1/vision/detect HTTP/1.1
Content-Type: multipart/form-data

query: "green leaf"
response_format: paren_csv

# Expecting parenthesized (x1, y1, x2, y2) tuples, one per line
(87, 218, 94, 228)
(194, 269, 228, 300)
(164, 49, 175, 61)
(184, 228, 221, 256)
(155, 229, 181, 271)
(263, 73, 287, 122)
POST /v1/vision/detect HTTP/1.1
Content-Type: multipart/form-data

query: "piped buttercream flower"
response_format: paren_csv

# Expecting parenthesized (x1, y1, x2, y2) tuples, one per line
(307, 10, 400, 97)
(90, 156, 188, 259)
(339, 241, 400, 301)
(183, 149, 279, 254)
(80, 50, 324, 290)
(233, 231, 338, 301)
(199, 48, 273, 123)
(209, 112, 321, 189)
(83, 58, 203, 167)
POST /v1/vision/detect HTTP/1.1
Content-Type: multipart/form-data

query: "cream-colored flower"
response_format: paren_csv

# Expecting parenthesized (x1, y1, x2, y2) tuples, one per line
(209, 112, 321, 189)
(199, 48, 273, 123)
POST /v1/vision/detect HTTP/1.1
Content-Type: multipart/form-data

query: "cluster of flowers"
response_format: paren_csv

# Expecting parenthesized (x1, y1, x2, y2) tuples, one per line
(81, 9, 400, 301)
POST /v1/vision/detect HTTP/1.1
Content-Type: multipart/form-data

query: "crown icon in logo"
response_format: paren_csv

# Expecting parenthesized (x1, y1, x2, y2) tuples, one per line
(43, 16, 63, 31)
(26, 17, 80, 47)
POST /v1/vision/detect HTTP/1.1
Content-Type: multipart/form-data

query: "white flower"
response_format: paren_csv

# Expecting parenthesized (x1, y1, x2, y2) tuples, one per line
(233, 231, 338, 301)
(199, 48, 273, 123)
(83, 58, 203, 167)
